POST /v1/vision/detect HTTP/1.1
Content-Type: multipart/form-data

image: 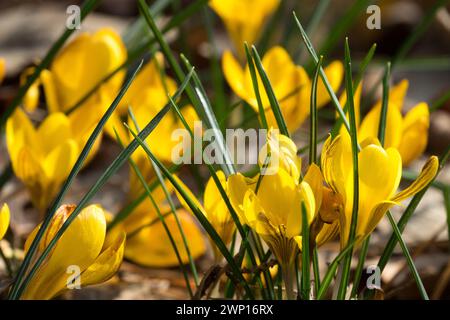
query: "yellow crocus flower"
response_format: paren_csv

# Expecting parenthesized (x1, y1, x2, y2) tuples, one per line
(340, 80, 430, 166)
(0, 204, 10, 241)
(21, 204, 126, 300)
(321, 133, 438, 248)
(223, 46, 343, 132)
(6, 108, 101, 213)
(24, 28, 127, 115)
(175, 171, 235, 263)
(210, 0, 280, 57)
(229, 168, 315, 299)
(259, 128, 302, 181)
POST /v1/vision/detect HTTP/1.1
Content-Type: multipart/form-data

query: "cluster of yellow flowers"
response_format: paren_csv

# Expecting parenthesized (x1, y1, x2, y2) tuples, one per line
(0, 0, 439, 300)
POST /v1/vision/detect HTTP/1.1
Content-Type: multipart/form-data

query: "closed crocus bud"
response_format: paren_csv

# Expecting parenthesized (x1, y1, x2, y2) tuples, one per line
(223, 46, 343, 133)
(258, 129, 302, 181)
(21, 204, 125, 300)
(321, 133, 438, 248)
(6, 109, 101, 214)
(210, 0, 280, 57)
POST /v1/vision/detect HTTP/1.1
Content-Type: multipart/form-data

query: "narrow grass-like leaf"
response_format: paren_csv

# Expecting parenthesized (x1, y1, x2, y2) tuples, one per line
(350, 235, 369, 298)
(317, 238, 358, 300)
(9, 60, 144, 299)
(378, 62, 391, 145)
(309, 56, 323, 165)
(337, 38, 359, 300)
(66, 0, 208, 115)
(445, 187, 450, 252)
(138, 0, 234, 175)
(330, 43, 376, 138)
(115, 128, 194, 297)
(180, 55, 235, 175)
(128, 107, 199, 286)
(108, 164, 181, 230)
(203, 8, 228, 124)
(292, 12, 351, 135)
(244, 43, 268, 130)
(251, 45, 290, 137)
(0, 0, 99, 129)
(313, 0, 370, 66)
(312, 247, 321, 296)
(301, 203, 311, 299)
(386, 211, 429, 300)
(125, 127, 254, 299)
(168, 97, 271, 298)
(12, 65, 190, 300)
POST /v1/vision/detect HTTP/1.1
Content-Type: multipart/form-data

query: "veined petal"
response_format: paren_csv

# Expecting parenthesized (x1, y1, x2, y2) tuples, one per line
(6, 108, 39, 161)
(80, 226, 126, 286)
(37, 112, 71, 154)
(391, 156, 438, 203)
(43, 139, 78, 182)
(363, 200, 398, 242)
(303, 163, 324, 214)
(397, 102, 430, 165)
(0, 203, 10, 240)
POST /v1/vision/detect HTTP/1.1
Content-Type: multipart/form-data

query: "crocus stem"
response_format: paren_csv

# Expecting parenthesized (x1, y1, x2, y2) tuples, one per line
(281, 262, 296, 300)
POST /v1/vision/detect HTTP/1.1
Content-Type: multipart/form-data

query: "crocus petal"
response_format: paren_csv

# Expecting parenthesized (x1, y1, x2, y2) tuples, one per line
(6, 108, 39, 161)
(303, 163, 324, 214)
(37, 112, 72, 154)
(389, 79, 409, 111)
(21, 67, 41, 112)
(397, 102, 430, 165)
(22, 205, 106, 300)
(0, 58, 5, 83)
(40, 69, 61, 113)
(222, 50, 247, 101)
(80, 227, 126, 286)
(43, 139, 78, 183)
(227, 173, 257, 224)
(124, 210, 206, 267)
(0, 203, 10, 240)
(359, 102, 403, 149)
(391, 156, 439, 203)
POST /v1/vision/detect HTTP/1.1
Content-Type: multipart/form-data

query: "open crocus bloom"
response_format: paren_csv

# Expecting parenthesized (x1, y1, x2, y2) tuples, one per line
(121, 184, 206, 268)
(321, 133, 438, 248)
(209, 0, 280, 57)
(0, 204, 10, 241)
(340, 80, 430, 166)
(21, 204, 125, 300)
(175, 171, 235, 262)
(24, 28, 127, 114)
(223, 46, 343, 132)
(6, 108, 100, 213)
